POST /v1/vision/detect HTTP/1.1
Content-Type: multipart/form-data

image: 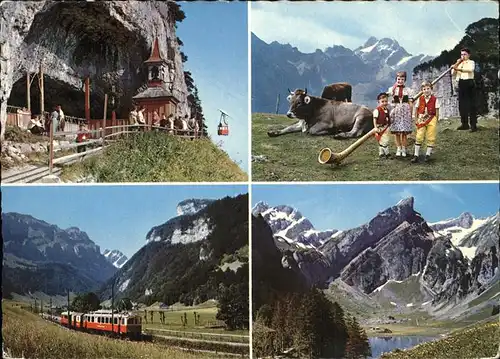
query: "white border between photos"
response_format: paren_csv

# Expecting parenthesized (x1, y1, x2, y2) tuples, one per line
(247, 0, 254, 357)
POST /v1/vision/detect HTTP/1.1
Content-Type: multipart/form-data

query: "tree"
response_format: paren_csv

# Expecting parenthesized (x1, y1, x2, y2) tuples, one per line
(256, 303, 273, 327)
(216, 283, 249, 330)
(181, 51, 188, 63)
(184, 71, 195, 93)
(345, 314, 371, 359)
(71, 292, 101, 312)
(117, 298, 133, 311)
(169, 2, 186, 23)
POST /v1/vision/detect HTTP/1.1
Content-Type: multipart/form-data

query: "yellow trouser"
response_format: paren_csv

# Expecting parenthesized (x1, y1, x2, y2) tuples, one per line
(416, 116, 437, 147)
(377, 129, 390, 147)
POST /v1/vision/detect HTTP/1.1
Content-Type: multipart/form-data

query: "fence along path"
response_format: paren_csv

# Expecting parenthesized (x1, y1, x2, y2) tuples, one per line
(2, 117, 203, 183)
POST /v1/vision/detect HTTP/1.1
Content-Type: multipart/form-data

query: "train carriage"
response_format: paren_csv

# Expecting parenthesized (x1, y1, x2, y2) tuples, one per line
(60, 310, 143, 339)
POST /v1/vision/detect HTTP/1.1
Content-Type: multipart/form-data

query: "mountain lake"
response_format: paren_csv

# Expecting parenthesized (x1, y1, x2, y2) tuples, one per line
(367, 335, 439, 358)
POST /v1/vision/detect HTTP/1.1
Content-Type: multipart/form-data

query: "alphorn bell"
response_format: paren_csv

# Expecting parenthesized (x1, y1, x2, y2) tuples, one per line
(318, 61, 461, 165)
(318, 128, 377, 165)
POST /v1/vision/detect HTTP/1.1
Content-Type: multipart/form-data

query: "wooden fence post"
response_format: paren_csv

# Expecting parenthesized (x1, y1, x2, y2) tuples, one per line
(85, 77, 90, 121)
(103, 94, 108, 146)
(49, 119, 54, 174)
(26, 72, 31, 112)
(39, 62, 44, 115)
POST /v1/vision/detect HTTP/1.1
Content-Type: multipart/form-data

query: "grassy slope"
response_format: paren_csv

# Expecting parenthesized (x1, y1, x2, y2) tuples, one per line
(380, 321, 500, 359)
(252, 114, 499, 181)
(137, 306, 249, 336)
(61, 132, 247, 182)
(2, 301, 219, 359)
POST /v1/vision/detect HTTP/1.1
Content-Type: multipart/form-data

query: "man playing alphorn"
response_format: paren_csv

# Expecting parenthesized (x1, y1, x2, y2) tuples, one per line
(451, 48, 477, 132)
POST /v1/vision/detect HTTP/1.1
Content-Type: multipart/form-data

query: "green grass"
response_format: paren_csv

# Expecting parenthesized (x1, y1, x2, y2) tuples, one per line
(252, 114, 499, 181)
(380, 321, 500, 359)
(2, 301, 220, 359)
(137, 306, 249, 336)
(60, 132, 247, 182)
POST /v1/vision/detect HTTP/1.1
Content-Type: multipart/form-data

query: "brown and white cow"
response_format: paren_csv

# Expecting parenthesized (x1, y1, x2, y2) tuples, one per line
(267, 88, 373, 138)
(321, 82, 352, 102)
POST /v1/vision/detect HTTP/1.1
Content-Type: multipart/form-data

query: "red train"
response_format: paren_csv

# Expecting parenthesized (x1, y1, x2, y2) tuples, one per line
(59, 310, 143, 339)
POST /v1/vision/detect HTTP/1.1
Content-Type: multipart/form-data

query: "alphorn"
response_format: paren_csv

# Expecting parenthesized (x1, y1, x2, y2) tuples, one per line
(318, 61, 462, 165)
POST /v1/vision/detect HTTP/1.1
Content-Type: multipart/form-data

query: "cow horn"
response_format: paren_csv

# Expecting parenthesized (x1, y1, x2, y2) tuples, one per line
(288, 88, 292, 94)
(305, 88, 308, 94)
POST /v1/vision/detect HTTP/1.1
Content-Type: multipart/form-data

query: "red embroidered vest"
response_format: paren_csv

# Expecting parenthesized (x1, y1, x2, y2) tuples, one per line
(417, 96, 437, 117)
(376, 106, 390, 125)
(392, 85, 404, 99)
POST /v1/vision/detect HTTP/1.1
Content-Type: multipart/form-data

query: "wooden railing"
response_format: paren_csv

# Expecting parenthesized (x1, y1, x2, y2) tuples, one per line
(46, 121, 205, 175)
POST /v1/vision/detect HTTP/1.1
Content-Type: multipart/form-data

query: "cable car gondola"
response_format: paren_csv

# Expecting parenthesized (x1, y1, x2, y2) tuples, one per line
(217, 109, 230, 136)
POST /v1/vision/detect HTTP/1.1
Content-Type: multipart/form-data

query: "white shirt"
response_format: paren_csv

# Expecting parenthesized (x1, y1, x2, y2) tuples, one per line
(59, 109, 65, 121)
(137, 109, 145, 124)
(451, 59, 475, 80)
(372, 108, 389, 120)
(387, 85, 413, 100)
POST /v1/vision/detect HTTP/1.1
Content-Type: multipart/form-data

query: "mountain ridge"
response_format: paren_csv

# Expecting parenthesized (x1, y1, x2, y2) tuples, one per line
(253, 197, 499, 318)
(251, 33, 433, 112)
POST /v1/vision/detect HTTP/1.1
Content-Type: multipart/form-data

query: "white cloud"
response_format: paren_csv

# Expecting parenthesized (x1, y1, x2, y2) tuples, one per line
(393, 188, 415, 203)
(251, 1, 498, 56)
(427, 184, 464, 204)
(251, 6, 361, 53)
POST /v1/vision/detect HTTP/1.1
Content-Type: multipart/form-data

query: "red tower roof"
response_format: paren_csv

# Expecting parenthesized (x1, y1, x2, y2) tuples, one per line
(144, 37, 164, 64)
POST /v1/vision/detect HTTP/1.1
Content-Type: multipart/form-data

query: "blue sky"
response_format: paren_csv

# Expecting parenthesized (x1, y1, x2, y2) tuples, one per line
(177, 2, 249, 172)
(251, 1, 498, 56)
(252, 183, 499, 231)
(1, 185, 247, 258)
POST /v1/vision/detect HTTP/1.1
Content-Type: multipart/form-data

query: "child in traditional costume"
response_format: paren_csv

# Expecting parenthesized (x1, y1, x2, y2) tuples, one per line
(373, 93, 392, 159)
(387, 71, 413, 158)
(411, 81, 440, 163)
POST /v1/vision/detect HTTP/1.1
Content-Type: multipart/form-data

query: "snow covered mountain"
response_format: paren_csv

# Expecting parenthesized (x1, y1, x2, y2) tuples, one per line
(251, 33, 434, 113)
(103, 249, 128, 269)
(354, 37, 432, 69)
(430, 213, 497, 260)
(252, 201, 338, 248)
(253, 198, 499, 314)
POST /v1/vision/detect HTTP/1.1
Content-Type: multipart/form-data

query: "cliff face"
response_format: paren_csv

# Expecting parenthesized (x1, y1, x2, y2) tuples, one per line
(0, 0, 190, 139)
(412, 18, 499, 118)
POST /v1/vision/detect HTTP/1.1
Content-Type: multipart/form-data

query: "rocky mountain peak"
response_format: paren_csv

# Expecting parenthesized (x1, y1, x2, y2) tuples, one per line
(364, 36, 378, 48)
(176, 199, 214, 216)
(252, 201, 270, 216)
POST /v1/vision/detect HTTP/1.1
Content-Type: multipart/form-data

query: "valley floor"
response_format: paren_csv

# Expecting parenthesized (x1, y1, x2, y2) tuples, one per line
(2, 301, 234, 359)
(252, 115, 499, 181)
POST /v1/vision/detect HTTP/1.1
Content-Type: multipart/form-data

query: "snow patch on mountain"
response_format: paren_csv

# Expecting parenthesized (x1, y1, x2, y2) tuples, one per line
(103, 249, 128, 269)
(119, 279, 130, 292)
(252, 201, 338, 247)
(431, 214, 493, 259)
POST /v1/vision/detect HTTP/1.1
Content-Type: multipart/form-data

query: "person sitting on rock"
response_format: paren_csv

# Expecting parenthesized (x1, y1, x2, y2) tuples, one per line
(28, 116, 44, 135)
